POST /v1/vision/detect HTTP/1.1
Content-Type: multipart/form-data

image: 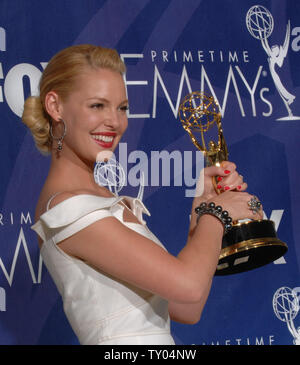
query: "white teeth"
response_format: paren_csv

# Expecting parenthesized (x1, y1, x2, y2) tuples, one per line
(91, 135, 114, 143)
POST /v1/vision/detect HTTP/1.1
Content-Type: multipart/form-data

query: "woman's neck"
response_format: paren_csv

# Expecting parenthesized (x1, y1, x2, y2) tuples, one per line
(48, 149, 97, 193)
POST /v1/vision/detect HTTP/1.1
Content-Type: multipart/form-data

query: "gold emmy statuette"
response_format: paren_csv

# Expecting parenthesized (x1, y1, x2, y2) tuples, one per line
(178, 91, 287, 275)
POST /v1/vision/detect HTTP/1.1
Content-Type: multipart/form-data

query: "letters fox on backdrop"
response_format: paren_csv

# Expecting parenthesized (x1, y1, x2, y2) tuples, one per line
(0, 0, 299, 345)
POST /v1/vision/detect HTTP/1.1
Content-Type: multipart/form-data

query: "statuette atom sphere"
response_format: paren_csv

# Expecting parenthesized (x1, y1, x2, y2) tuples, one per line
(178, 91, 220, 133)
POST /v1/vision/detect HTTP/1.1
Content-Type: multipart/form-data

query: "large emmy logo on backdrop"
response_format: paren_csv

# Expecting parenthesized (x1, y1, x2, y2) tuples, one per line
(273, 287, 300, 345)
(246, 5, 300, 121)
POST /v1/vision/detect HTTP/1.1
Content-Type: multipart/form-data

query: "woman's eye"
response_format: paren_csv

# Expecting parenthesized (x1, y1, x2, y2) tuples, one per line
(91, 103, 104, 109)
(120, 105, 129, 112)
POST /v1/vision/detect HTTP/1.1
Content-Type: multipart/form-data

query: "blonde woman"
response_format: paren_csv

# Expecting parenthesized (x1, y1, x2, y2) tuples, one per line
(23, 44, 262, 345)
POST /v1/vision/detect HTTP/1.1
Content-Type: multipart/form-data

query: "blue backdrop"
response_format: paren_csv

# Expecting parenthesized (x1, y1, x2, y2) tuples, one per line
(0, 0, 299, 345)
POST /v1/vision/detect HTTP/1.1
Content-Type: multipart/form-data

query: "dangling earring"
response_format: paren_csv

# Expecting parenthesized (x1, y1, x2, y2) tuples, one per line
(50, 118, 67, 152)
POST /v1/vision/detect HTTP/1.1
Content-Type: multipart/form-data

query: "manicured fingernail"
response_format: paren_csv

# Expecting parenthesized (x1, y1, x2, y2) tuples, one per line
(237, 185, 242, 190)
(224, 170, 230, 174)
(217, 184, 222, 189)
(224, 186, 230, 190)
(217, 176, 222, 182)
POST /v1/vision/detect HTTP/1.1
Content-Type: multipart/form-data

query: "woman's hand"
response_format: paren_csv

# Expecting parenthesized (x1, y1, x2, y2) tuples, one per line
(191, 162, 245, 214)
(195, 161, 247, 200)
(189, 161, 262, 235)
(206, 190, 263, 222)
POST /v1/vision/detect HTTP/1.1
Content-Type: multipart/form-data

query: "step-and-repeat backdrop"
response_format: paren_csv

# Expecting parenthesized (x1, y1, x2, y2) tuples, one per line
(0, 0, 299, 345)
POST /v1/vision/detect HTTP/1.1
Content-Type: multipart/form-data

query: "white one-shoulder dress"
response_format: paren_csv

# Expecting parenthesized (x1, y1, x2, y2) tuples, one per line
(31, 194, 175, 345)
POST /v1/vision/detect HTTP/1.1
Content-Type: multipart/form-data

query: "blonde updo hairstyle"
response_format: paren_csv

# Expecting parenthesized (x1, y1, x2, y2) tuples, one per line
(22, 44, 126, 155)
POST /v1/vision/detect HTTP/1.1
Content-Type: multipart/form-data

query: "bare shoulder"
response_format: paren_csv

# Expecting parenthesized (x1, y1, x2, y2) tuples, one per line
(46, 188, 114, 210)
(47, 191, 76, 209)
(35, 188, 111, 222)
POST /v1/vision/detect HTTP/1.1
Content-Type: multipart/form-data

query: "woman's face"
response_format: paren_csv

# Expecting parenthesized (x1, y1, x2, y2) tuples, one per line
(58, 67, 128, 164)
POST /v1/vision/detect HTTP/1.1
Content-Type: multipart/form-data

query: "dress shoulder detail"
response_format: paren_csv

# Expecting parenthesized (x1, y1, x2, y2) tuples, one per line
(40, 194, 121, 228)
(31, 194, 151, 244)
(31, 194, 121, 243)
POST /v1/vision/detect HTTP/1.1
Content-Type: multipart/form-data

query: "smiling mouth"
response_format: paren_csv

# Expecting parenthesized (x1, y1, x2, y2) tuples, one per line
(91, 133, 116, 148)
